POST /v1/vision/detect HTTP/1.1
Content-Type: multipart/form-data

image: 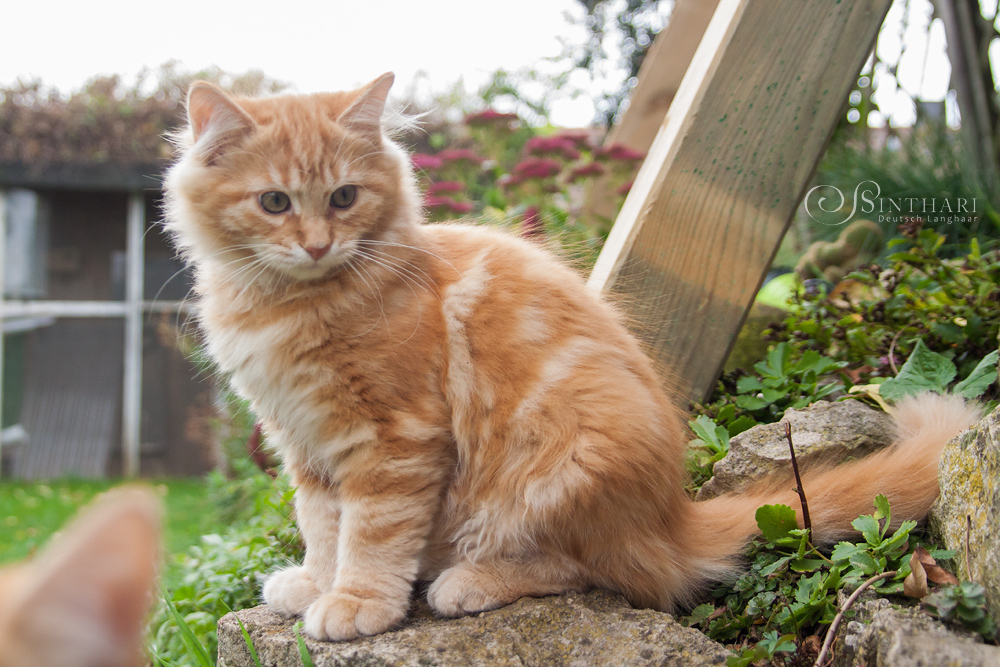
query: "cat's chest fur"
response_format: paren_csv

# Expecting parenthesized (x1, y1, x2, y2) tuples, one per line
(199, 290, 363, 455)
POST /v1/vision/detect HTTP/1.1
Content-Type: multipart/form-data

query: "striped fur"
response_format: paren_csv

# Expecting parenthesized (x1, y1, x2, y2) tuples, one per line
(163, 75, 981, 641)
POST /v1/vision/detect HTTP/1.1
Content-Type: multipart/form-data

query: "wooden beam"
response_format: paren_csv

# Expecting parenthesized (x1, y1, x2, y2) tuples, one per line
(585, 0, 719, 225)
(0, 188, 6, 475)
(588, 0, 892, 401)
(122, 192, 145, 477)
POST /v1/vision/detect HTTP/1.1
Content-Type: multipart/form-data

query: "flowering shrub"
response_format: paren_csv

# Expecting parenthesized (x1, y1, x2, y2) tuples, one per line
(410, 108, 643, 267)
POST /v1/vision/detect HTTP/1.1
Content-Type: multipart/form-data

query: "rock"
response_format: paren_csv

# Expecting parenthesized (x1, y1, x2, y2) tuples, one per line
(849, 606, 1000, 667)
(929, 405, 1000, 620)
(217, 589, 731, 667)
(696, 400, 895, 500)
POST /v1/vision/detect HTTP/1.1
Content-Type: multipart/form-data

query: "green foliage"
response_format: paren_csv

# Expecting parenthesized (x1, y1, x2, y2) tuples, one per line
(684, 497, 925, 664)
(0, 63, 287, 164)
(149, 473, 302, 667)
(924, 581, 998, 642)
(766, 229, 1000, 397)
(879, 341, 998, 403)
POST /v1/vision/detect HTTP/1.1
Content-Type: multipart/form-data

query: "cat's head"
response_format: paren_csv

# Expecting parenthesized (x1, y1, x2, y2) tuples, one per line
(164, 73, 420, 283)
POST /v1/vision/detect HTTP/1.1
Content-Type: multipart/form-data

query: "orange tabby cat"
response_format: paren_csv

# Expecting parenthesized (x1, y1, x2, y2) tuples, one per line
(163, 73, 980, 642)
(0, 488, 160, 667)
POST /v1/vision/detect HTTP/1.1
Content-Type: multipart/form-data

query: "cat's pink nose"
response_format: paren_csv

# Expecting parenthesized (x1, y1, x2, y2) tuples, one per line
(304, 243, 331, 261)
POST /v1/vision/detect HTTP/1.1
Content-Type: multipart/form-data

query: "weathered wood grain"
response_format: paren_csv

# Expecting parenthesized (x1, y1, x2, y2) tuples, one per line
(584, 0, 719, 225)
(588, 0, 892, 401)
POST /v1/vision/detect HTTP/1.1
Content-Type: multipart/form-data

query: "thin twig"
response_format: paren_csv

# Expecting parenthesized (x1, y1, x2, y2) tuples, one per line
(814, 571, 897, 667)
(887, 328, 905, 376)
(965, 514, 972, 577)
(784, 421, 812, 539)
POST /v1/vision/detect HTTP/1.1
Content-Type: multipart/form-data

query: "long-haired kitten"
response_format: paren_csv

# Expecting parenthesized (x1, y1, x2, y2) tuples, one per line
(163, 73, 980, 641)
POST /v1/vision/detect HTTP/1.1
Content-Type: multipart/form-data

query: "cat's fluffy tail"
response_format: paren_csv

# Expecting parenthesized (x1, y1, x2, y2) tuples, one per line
(685, 393, 981, 584)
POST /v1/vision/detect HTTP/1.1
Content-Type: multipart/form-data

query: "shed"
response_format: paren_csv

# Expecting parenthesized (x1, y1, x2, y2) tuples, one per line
(0, 160, 218, 478)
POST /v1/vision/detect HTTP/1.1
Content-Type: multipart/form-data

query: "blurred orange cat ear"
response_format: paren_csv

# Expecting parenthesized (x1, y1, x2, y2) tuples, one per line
(338, 72, 394, 138)
(11, 488, 161, 667)
(186, 81, 254, 160)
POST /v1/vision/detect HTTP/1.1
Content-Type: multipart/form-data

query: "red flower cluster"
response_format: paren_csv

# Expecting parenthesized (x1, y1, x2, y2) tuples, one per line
(424, 194, 473, 214)
(427, 181, 464, 194)
(411, 153, 443, 171)
(437, 148, 486, 165)
(465, 108, 521, 128)
(525, 135, 581, 161)
(594, 143, 646, 162)
(567, 162, 607, 183)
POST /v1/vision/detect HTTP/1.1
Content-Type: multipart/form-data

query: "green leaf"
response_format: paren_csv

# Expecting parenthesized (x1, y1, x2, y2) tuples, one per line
(879, 339, 957, 402)
(727, 415, 757, 436)
(755, 504, 798, 541)
(849, 551, 880, 575)
(735, 395, 769, 411)
(831, 541, 866, 562)
(163, 594, 214, 667)
(852, 515, 881, 546)
(682, 603, 716, 627)
(736, 376, 765, 393)
(690, 415, 730, 454)
(293, 622, 316, 667)
(873, 495, 891, 535)
(953, 351, 999, 399)
(790, 558, 827, 573)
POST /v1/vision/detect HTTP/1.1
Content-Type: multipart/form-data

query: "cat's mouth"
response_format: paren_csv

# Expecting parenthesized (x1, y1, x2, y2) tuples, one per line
(255, 244, 356, 282)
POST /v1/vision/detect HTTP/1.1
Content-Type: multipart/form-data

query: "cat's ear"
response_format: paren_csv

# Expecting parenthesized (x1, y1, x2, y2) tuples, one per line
(11, 488, 161, 667)
(186, 81, 254, 161)
(338, 72, 395, 138)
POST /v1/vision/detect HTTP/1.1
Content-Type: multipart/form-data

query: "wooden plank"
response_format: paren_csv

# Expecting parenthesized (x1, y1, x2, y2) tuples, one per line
(585, 0, 720, 225)
(0, 188, 6, 475)
(1, 300, 189, 319)
(607, 0, 720, 151)
(122, 192, 145, 477)
(588, 0, 892, 402)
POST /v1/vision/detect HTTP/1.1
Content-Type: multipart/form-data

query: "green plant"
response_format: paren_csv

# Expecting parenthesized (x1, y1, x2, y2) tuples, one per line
(924, 581, 998, 642)
(148, 473, 301, 667)
(767, 229, 1000, 393)
(684, 496, 930, 664)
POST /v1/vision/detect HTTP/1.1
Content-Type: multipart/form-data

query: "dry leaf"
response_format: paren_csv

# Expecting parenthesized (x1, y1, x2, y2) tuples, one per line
(904, 549, 929, 598)
(904, 546, 959, 598)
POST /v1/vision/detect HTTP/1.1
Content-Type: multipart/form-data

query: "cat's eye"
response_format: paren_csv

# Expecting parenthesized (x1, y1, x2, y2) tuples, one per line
(259, 191, 291, 214)
(330, 185, 357, 209)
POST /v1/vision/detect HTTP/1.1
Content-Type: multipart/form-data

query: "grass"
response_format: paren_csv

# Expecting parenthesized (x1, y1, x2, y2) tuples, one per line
(0, 477, 219, 567)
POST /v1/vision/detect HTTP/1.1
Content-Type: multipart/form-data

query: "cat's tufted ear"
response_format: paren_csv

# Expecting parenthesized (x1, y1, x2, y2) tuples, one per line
(186, 82, 254, 161)
(338, 72, 394, 139)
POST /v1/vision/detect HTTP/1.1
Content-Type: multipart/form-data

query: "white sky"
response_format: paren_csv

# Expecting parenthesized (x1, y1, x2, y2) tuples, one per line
(0, 0, 598, 126)
(1, 0, 996, 129)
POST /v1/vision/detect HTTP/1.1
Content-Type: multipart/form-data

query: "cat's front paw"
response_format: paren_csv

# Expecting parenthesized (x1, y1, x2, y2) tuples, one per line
(263, 566, 321, 617)
(303, 590, 406, 641)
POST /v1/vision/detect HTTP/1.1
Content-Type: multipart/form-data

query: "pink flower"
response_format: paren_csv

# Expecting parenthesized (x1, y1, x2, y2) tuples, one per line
(438, 148, 486, 165)
(525, 136, 580, 161)
(424, 194, 473, 214)
(555, 129, 594, 149)
(411, 153, 443, 171)
(568, 162, 606, 182)
(512, 157, 561, 181)
(521, 206, 543, 238)
(465, 109, 521, 128)
(616, 180, 634, 196)
(594, 143, 646, 162)
(427, 181, 464, 194)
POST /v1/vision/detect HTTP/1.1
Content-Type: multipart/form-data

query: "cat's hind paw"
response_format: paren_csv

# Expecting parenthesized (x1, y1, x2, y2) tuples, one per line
(263, 566, 321, 617)
(303, 590, 406, 641)
(427, 564, 510, 617)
